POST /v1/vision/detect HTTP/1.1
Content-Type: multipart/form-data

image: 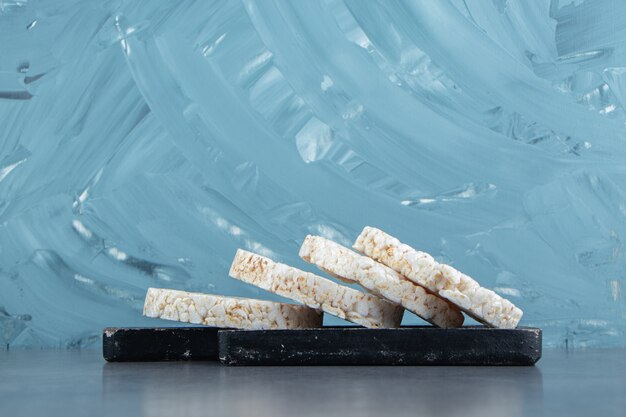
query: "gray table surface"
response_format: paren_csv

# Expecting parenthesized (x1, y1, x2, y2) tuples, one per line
(1, 348, 624, 417)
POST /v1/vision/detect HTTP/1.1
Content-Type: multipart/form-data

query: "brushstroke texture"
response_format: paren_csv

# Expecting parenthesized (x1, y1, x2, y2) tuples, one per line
(0, 0, 625, 347)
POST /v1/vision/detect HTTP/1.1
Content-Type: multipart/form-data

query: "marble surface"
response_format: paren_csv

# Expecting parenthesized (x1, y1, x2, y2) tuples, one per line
(0, 348, 624, 417)
(2, 1, 626, 348)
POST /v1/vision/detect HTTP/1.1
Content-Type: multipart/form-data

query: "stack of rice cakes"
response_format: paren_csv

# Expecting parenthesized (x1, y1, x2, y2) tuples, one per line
(145, 226, 522, 331)
(137, 227, 536, 366)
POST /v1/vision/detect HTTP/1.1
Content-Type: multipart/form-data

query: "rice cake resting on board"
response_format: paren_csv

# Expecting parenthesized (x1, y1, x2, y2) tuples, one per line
(229, 249, 404, 328)
(143, 288, 323, 330)
(353, 227, 523, 329)
(299, 235, 463, 328)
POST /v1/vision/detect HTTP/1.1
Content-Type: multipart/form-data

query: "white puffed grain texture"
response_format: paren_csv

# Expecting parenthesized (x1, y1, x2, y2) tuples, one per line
(353, 227, 523, 329)
(143, 288, 323, 330)
(229, 249, 404, 328)
(299, 235, 463, 328)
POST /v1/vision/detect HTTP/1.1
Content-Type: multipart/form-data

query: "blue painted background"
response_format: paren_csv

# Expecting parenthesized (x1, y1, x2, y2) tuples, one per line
(1, 0, 625, 347)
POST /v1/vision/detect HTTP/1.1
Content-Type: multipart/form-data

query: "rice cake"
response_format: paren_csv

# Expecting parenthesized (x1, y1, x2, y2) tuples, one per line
(143, 288, 322, 330)
(229, 249, 404, 328)
(353, 227, 523, 329)
(299, 235, 463, 328)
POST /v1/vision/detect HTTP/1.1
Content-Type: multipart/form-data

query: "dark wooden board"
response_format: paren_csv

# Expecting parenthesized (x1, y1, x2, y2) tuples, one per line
(102, 327, 219, 362)
(218, 326, 542, 366)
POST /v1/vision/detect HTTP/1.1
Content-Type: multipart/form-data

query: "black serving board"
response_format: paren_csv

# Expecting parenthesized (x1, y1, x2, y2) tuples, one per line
(102, 327, 219, 362)
(218, 326, 542, 366)
(102, 326, 541, 365)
